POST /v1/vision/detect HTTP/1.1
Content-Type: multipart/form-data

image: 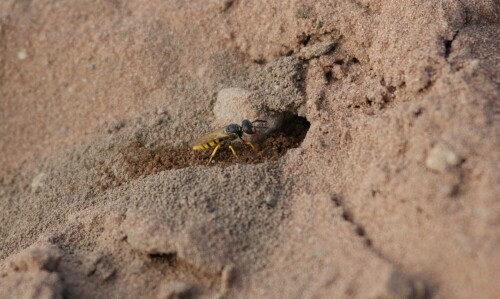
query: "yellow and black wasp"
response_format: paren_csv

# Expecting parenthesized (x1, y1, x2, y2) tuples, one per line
(192, 119, 267, 165)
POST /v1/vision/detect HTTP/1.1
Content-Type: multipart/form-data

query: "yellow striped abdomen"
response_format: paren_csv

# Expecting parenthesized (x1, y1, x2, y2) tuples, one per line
(192, 139, 220, 151)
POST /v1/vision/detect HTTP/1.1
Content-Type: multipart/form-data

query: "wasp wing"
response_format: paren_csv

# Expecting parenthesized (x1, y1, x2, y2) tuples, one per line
(191, 127, 237, 148)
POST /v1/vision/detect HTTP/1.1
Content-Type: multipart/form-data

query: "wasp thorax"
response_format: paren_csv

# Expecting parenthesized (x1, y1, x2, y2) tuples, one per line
(225, 124, 242, 135)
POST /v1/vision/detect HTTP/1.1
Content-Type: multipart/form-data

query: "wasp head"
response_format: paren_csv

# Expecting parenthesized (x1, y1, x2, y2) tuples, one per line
(241, 119, 267, 135)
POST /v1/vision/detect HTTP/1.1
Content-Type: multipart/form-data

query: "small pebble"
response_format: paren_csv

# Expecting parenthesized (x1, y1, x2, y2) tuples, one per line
(213, 0, 235, 12)
(17, 50, 28, 60)
(128, 259, 146, 274)
(83, 252, 115, 281)
(157, 281, 194, 299)
(425, 142, 462, 172)
(107, 120, 125, 133)
(385, 270, 426, 299)
(59, 126, 68, 134)
(265, 195, 278, 208)
(441, 184, 459, 197)
(94, 257, 115, 281)
(31, 173, 47, 190)
(411, 105, 423, 117)
(298, 40, 336, 60)
(221, 264, 236, 293)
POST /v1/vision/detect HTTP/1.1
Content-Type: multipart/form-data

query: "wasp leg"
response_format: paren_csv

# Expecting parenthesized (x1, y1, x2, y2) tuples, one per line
(228, 144, 239, 159)
(207, 144, 221, 165)
(240, 138, 258, 152)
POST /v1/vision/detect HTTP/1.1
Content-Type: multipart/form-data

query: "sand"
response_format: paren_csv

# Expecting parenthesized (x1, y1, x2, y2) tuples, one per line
(1, 1, 499, 298)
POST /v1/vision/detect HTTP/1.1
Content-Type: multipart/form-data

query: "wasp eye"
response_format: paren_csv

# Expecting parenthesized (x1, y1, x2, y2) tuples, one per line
(241, 120, 255, 134)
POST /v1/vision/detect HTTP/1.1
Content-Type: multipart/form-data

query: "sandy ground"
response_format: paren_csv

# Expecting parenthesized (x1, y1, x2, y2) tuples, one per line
(1, 1, 499, 298)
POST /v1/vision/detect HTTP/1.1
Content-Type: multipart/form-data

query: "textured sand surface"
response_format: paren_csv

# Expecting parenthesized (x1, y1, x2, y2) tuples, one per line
(1, 1, 499, 298)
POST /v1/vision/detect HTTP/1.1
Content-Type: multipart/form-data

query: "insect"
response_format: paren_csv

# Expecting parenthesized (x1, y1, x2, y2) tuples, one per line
(192, 119, 267, 165)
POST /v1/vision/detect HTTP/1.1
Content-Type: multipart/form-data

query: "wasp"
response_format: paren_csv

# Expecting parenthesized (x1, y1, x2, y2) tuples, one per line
(192, 119, 267, 165)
